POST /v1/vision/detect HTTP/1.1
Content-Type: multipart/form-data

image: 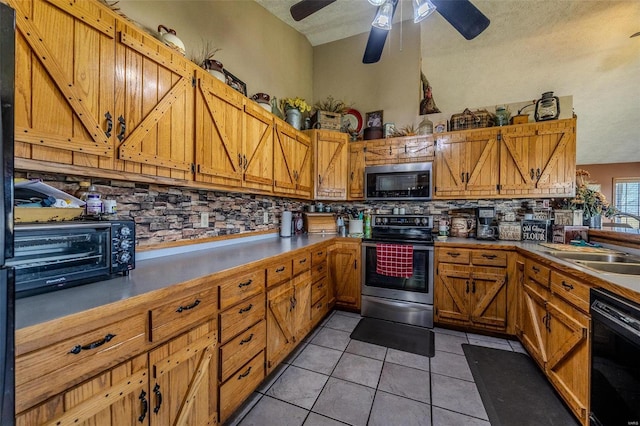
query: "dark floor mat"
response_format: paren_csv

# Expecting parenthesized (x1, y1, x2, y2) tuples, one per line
(350, 317, 434, 357)
(462, 344, 579, 426)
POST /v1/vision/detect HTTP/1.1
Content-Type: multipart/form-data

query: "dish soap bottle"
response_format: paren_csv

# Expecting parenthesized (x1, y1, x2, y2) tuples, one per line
(364, 210, 372, 238)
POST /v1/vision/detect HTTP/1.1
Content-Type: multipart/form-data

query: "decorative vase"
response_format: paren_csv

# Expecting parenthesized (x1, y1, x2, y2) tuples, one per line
(271, 97, 284, 120)
(584, 214, 602, 229)
(285, 108, 302, 130)
(203, 59, 225, 82)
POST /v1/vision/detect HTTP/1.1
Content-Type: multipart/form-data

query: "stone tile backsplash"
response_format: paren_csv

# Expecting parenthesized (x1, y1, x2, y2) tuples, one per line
(18, 172, 551, 248)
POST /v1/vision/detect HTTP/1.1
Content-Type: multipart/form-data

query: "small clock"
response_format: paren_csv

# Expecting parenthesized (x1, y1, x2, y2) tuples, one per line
(294, 214, 304, 234)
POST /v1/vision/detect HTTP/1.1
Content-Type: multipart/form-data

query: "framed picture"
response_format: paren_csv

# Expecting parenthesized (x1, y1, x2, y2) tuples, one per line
(434, 119, 447, 133)
(365, 110, 383, 128)
(223, 69, 247, 96)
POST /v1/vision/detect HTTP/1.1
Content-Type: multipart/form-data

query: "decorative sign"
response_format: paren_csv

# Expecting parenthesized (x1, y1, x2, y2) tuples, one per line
(522, 220, 553, 243)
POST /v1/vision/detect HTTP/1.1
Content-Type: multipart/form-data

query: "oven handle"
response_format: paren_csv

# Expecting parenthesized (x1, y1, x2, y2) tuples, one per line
(591, 300, 640, 345)
(362, 242, 434, 251)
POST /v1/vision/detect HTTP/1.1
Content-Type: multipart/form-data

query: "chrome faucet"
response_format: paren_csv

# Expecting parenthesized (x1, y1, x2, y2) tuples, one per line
(607, 212, 640, 229)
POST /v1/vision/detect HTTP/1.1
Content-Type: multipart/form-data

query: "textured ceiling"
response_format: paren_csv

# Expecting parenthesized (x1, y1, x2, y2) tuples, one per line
(256, 0, 640, 165)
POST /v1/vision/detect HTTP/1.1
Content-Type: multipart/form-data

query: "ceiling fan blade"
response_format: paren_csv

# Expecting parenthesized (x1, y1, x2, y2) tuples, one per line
(431, 0, 490, 40)
(362, 0, 398, 64)
(290, 0, 337, 22)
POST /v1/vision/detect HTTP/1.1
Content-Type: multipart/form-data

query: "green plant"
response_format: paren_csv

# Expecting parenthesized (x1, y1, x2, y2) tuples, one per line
(313, 95, 350, 113)
(281, 97, 311, 113)
(390, 124, 417, 137)
(565, 169, 617, 219)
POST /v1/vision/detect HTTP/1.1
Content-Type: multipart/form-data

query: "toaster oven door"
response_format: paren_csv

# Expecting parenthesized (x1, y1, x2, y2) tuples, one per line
(10, 224, 111, 297)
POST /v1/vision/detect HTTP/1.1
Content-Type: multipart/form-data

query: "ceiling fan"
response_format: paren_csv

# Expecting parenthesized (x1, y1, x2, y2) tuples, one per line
(290, 0, 490, 64)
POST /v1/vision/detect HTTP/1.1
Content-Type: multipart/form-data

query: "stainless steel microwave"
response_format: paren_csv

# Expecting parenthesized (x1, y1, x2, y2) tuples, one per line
(9, 220, 136, 298)
(365, 162, 432, 201)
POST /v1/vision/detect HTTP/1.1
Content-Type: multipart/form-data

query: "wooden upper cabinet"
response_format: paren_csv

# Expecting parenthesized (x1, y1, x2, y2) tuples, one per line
(396, 135, 435, 163)
(309, 130, 349, 200)
(364, 139, 398, 165)
(273, 121, 312, 199)
(499, 118, 576, 197)
(348, 142, 366, 200)
(11, 0, 116, 169)
(194, 70, 244, 187)
(115, 19, 195, 179)
(434, 128, 500, 198)
(243, 101, 275, 192)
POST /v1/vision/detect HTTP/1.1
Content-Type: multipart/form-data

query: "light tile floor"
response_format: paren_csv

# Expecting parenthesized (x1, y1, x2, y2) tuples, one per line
(226, 310, 528, 426)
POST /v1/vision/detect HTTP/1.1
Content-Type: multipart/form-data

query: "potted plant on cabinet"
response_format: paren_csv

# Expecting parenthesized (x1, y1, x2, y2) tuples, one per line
(281, 97, 311, 130)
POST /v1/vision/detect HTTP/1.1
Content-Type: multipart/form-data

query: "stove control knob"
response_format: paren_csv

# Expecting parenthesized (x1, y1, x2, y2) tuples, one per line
(422, 218, 428, 225)
(414, 218, 420, 225)
(383, 217, 388, 224)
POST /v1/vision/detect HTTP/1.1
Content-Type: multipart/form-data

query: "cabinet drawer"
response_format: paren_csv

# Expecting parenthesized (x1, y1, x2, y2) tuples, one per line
(312, 261, 328, 282)
(311, 296, 328, 324)
(220, 350, 265, 422)
(550, 271, 590, 312)
(438, 249, 471, 264)
(472, 250, 507, 267)
(219, 293, 265, 343)
(525, 259, 550, 287)
(312, 247, 327, 265)
(220, 320, 266, 382)
(292, 251, 311, 276)
(16, 313, 146, 413)
(150, 286, 217, 342)
(266, 259, 292, 288)
(219, 269, 265, 310)
(312, 278, 327, 305)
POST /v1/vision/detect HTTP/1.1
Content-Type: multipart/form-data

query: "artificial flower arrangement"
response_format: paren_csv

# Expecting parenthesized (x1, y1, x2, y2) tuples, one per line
(562, 169, 617, 219)
(280, 97, 311, 113)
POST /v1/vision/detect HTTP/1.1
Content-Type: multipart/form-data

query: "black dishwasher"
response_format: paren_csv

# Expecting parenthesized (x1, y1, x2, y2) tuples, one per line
(589, 288, 640, 426)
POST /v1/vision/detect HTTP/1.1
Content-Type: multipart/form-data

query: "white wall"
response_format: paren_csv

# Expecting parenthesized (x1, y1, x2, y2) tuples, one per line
(116, 0, 314, 104)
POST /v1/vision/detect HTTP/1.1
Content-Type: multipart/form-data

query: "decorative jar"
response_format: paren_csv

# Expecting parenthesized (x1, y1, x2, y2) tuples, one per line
(495, 106, 511, 126)
(285, 108, 303, 130)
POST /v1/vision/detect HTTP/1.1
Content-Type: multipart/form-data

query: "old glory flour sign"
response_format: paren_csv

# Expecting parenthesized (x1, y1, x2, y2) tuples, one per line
(522, 220, 552, 242)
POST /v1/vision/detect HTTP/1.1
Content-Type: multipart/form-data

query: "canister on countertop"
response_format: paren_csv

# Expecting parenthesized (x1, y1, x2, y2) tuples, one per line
(280, 211, 292, 237)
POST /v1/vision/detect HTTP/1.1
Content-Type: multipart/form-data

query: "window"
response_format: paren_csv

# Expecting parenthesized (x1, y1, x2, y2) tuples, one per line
(613, 178, 640, 228)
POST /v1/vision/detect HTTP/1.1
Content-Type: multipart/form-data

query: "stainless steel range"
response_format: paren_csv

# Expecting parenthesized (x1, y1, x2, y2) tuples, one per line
(361, 214, 434, 328)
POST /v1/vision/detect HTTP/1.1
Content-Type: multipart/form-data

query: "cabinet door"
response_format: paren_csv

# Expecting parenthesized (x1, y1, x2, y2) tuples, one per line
(148, 322, 218, 426)
(293, 271, 312, 341)
(434, 132, 467, 197)
(469, 267, 507, 330)
(435, 264, 471, 324)
(396, 136, 435, 163)
(519, 281, 549, 369)
(266, 283, 295, 371)
(348, 143, 366, 200)
(364, 139, 398, 165)
(273, 124, 312, 198)
(329, 242, 361, 310)
(11, 0, 115, 168)
(243, 101, 275, 192)
(500, 119, 576, 197)
(115, 19, 195, 179)
(295, 132, 313, 198)
(17, 354, 149, 426)
(314, 130, 348, 200)
(463, 129, 500, 197)
(546, 298, 590, 425)
(194, 71, 244, 187)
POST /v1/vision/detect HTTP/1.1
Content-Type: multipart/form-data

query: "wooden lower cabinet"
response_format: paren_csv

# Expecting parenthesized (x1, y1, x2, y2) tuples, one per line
(219, 351, 265, 422)
(328, 241, 361, 311)
(17, 320, 218, 426)
(435, 248, 511, 333)
(517, 255, 590, 425)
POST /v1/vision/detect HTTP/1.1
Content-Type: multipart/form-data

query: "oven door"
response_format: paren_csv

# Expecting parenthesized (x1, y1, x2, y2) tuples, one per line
(589, 289, 640, 426)
(361, 242, 434, 305)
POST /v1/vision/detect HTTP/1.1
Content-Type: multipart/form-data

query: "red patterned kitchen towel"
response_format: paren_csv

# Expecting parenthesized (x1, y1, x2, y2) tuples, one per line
(376, 244, 414, 278)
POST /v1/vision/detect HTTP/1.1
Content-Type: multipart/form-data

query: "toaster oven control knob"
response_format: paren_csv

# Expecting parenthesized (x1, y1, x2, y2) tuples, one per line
(119, 226, 131, 237)
(119, 252, 132, 263)
(120, 239, 132, 250)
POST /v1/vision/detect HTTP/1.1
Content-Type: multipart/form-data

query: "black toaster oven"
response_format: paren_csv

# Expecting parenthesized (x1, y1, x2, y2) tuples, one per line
(9, 220, 135, 297)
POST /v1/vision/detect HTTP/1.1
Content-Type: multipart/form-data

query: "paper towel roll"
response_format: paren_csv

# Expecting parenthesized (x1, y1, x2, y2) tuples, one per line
(280, 211, 292, 237)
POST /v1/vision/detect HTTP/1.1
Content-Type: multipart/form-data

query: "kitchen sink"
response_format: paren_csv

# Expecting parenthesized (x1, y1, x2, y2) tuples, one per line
(546, 251, 640, 263)
(572, 260, 640, 275)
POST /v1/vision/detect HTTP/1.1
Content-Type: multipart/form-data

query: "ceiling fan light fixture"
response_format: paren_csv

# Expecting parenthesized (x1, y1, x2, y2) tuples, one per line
(367, 0, 386, 6)
(413, 0, 436, 23)
(372, 0, 394, 30)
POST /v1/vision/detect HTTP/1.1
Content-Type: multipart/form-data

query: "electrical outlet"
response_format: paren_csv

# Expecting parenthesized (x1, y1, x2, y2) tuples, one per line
(200, 212, 209, 227)
(263, 212, 269, 224)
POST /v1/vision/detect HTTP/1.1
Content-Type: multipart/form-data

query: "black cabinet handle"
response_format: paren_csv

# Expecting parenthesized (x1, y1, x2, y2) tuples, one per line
(238, 153, 242, 168)
(240, 333, 254, 345)
(276, 266, 285, 273)
(530, 168, 535, 180)
(472, 280, 476, 294)
(317, 251, 324, 256)
(299, 258, 307, 264)
(389, 146, 392, 155)
(238, 366, 252, 379)
(354, 260, 357, 269)
(466, 280, 470, 294)
(176, 299, 201, 313)
(244, 154, 248, 170)
(536, 168, 541, 179)
(238, 279, 253, 288)
(69, 333, 116, 354)
(317, 303, 323, 309)
(138, 390, 148, 423)
(461, 172, 465, 183)
(447, 252, 460, 257)
(350, 171, 354, 181)
(561, 281, 574, 290)
(318, 174, 322, 184)
(105, 111, 113, 137)
(239, 304, 253, 314)
(466, 172, 470, 182)
(117, 115, 126, 142)
(153, 383, 163, 414)
(482, 254, 497, 259)
(532, 266, 540, 273)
